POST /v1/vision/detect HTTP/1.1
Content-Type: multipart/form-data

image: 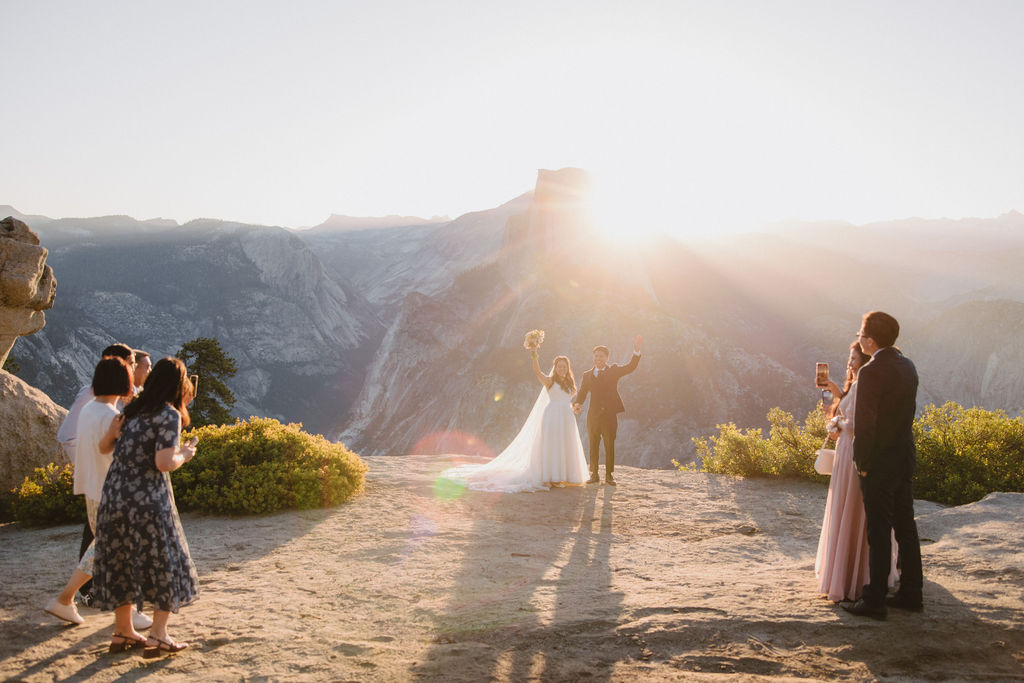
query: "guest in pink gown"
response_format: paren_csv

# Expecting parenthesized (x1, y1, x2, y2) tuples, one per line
(815, 342, 897, 602)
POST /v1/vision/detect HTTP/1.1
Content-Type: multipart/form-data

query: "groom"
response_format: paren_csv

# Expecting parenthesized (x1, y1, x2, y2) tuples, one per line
(844, 311, 924, 620)
(573, 335, 643, 485)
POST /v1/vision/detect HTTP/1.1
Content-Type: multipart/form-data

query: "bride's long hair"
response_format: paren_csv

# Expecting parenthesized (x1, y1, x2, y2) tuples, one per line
(828, 341, 871, 419)
(551, 355, 576, 396)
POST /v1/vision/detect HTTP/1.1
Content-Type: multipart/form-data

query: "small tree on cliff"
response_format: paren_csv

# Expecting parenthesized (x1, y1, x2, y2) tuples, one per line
(2, 355, 20, 375)
(175, 337, 238, 428)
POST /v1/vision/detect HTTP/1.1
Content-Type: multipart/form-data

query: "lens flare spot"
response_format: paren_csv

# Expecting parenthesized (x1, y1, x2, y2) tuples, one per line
(433, 476, 467, 500)
(494, 391, 504, 402)
(413, 431, 494, 458)
(414, 431, 494, 501)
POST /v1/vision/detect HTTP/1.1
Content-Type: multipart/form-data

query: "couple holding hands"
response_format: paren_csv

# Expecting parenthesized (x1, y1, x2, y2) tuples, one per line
(441, 333, 642, 492)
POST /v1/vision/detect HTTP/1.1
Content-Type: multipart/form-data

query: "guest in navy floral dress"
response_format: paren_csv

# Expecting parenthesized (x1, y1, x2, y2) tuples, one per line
(93, 357, 199, 656)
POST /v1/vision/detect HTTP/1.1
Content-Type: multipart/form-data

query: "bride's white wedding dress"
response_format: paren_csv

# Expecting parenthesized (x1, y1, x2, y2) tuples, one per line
(440, 383, 589, 492)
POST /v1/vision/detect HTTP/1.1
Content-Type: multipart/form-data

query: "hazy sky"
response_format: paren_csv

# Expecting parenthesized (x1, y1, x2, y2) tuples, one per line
(2, 0, 1023, 233)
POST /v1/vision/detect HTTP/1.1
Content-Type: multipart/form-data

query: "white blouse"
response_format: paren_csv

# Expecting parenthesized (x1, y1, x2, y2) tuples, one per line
(72, 400, 120, 501)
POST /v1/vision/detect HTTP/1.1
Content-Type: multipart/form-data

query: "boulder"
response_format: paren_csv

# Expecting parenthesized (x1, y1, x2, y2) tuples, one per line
(1, 216, 57, 366)
(0, 370, 68, 493)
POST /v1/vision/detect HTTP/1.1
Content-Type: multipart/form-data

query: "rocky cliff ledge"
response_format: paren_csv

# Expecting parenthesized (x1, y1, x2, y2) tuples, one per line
(0, 372, 67, 492)
(1, 457, 1021, 680)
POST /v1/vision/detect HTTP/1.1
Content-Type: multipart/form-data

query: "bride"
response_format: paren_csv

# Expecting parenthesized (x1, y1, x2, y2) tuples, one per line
(439, 339, 589, 492)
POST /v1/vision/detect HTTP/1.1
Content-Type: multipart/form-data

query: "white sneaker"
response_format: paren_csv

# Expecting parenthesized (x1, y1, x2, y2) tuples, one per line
(132, 609, 154, 630)
(44, 598, 84, 625)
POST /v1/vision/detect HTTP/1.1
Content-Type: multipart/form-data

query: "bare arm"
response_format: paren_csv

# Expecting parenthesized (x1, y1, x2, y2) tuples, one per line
(155, 442, 197, 473)
(532, 352, 553, 389)
(151, 408, 196, 473)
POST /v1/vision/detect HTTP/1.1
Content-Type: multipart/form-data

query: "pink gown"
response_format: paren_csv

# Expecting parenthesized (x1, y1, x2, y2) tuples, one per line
(815, 381, 898, 602)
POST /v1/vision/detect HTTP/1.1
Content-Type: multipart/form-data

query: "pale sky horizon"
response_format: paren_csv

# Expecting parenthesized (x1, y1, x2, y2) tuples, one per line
(2, 0, 1023, 234)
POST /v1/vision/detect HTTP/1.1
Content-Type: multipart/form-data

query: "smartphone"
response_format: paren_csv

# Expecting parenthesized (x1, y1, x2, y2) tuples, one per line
(815, 362, 829, 387)
(189, 374, 199, 396)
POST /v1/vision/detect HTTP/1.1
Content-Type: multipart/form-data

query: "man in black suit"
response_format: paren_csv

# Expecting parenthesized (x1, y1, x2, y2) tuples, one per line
(573, 335, 642, 485)
(843, 311, 924, 620)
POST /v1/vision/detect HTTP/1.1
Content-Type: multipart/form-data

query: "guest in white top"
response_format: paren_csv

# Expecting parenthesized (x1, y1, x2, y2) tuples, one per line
(57, 343, 136, 464)
(45, 357, 153, 634)
(55, 343, 135, 605)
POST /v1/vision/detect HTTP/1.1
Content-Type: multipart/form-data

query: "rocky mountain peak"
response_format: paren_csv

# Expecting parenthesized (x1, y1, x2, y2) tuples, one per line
(504, 168, 593, 258)
(309, 214, 449, 233)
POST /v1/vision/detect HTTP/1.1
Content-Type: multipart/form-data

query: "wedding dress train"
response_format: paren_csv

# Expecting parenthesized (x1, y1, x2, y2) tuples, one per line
(440, 384, 589, 492)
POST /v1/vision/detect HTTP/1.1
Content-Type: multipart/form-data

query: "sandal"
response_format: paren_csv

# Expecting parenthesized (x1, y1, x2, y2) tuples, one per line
(109, 633, 147, 653)
(143, 636, 189, 658)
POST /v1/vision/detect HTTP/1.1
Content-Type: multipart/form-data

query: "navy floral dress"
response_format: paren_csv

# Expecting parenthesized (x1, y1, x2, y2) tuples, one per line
(92, 404, 198, 612)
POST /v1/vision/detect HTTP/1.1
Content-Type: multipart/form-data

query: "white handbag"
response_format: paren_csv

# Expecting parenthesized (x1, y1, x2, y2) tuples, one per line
(814, 435, 835, 475)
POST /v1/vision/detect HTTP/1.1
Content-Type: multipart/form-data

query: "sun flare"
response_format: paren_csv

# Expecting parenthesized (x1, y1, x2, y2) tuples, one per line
(585, 174, 671, 244)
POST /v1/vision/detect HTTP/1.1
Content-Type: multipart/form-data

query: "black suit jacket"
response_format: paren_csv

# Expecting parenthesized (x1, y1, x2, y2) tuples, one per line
(574, 353, 641, 426)
(853, 347, 919, 474)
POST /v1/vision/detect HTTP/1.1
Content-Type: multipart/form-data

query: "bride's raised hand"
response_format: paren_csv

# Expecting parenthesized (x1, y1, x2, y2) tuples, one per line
(634, 335, 643, 353)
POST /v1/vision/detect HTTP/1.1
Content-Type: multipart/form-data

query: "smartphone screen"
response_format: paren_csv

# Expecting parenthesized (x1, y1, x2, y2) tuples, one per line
(815, 362, 829, 387)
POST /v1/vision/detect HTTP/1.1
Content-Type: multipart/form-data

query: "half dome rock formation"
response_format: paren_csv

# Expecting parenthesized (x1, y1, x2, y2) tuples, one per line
(503, 167, 593, 265)
(0, 371, 68, 493)
(0, 216, 57, 366)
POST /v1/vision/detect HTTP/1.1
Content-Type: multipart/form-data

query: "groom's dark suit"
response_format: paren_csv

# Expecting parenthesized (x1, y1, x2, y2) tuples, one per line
(853, 346, 923, 607)
(574, 352, 641, 477)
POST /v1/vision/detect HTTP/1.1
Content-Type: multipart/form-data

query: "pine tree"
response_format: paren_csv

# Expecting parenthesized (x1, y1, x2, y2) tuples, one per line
(175, 337, 238, 428)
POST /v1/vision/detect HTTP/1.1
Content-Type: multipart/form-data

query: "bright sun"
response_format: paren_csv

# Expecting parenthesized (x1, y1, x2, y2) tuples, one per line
(585, 174, 671, 244)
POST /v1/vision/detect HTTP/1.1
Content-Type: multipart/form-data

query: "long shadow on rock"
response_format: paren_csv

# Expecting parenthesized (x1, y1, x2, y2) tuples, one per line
(0, 503, 343, 678)
(622, 572, 1024, 679)
(412, 484, 623, 682)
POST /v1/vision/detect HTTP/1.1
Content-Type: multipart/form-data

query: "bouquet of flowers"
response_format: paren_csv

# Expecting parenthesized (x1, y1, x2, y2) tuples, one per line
(523, 329, 545, 351)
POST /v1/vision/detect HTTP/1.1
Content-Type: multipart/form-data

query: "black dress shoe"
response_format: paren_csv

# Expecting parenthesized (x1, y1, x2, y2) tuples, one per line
(886, 593, 923, 612)
(587, 475, 600, 484)
(842, 599, 887, 620)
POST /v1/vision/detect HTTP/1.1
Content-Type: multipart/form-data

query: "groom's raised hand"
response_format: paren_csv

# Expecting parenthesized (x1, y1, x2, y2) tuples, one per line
(634, 335, 643, 354)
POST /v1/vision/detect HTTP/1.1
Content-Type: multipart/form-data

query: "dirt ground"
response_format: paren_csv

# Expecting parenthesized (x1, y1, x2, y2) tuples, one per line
(1, 455, 1022, 682)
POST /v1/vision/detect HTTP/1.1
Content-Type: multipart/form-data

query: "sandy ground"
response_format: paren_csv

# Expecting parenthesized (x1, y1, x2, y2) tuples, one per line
(1, 455, 1022, 682)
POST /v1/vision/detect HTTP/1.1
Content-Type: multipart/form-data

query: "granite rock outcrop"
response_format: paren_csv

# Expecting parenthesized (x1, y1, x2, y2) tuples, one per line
(0, 217, 56, 366)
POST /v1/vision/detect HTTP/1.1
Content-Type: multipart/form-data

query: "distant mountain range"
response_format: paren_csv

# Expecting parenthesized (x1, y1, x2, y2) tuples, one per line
(3, 186, 1022, 467)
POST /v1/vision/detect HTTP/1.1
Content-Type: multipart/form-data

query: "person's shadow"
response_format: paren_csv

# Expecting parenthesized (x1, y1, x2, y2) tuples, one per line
(0, 505, 338, 680)
(413, 484, 623, 682)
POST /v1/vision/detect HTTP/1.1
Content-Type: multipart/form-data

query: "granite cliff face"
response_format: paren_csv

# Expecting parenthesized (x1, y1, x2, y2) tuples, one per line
(301, 192, 532, 311)
(14, 218, 381, 435)
(913, 300, 1024, 411)
(5, 183, 1023, 466)
(336, 169, 810, 467)
(334, 172, 1024, 467)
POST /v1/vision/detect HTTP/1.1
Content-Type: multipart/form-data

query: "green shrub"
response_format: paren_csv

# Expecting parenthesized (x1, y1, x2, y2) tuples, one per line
(689, 401, 1024, 506)
(172, 417, 368, 515)
(914, 402, 1024, 506)
(10, 463, 86, 526)
(691, 406, 830, 481)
